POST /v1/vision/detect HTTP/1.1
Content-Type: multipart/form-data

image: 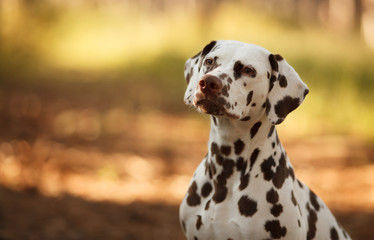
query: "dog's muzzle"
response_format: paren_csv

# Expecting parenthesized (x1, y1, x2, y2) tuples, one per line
(194, 75, 230, 116)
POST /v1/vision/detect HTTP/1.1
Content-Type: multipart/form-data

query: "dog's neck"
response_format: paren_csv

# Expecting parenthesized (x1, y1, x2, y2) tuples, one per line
(208, 115, 274, 149)
(208, 115, 278, 159)
(206, 114, 292, 188)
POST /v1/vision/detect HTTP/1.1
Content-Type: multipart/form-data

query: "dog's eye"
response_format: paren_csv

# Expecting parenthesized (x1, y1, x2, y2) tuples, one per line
(243, 67, 256, 76)
(205, 58, 214, 65)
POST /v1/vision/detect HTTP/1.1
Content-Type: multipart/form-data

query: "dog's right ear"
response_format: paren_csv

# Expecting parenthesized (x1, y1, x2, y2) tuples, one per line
(184, 41, 217, 105)
(265, 54, 309, 125)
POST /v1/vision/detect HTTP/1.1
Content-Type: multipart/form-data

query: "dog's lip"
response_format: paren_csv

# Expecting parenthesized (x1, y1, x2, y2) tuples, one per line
(195, 99, 223, 115)
(194, 97, 240, 119)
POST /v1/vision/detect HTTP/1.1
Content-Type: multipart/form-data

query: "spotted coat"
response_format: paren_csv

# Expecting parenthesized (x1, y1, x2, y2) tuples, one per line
(180, 40, 351, 240)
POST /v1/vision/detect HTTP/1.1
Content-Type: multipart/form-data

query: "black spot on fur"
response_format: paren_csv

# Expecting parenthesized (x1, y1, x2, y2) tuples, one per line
(265, 220, 287, 239)
(187, 181, 201, 206)
(233, 61, 244, 79)
(202, 41, 216, 57)
(261, 156, 275, 181)
(201, 182, 213, 198)
(274, 118, 283, 125)
(266, 188, 279, 204)
(240, 159, 248, 176)
(220, 145, 231, 156)
(264, 99, 271, 116)
(239, 173, 250, 191)
(261, 152, 293, 189)
(222, 158, 235, 178)
(186, 72, 191, 84)
(204, 159, 213, 179)
(297, 180, 304, 189)
(240, 116, 251, 121)
(288, 167, 295, 181)
(205, 200, 211, 210)
(310, 190, 320, 211)
(268, 125, 275, 138)
(211, 142, 220, 156)
(274, 96, 300, 121)
(278, 75, 288, 88)
(238, 195, 258, 217)
(272, 153, 288, 189)
(211, 162, 217, 176)
(275, 54, 284, 61)
(234, 139, 245, 155)
(236, 157, 244, 171)
(216, 154, 224, 165)
(212, 181, 227, 204)
(212, 116, 217, 126)
(212, 158, 234, 204)
(250, 121, 262, 138)
(291, 190, 297, 206)
(219, 73, 228, 79)
(246, 91, 253, 106)
(269, 74, 277, 92)
(196, 215, 203, 230)
(304, 89, 309, 98)
(271, 204, 283, 217)
(249, 148, 260, 170)
(275, 133, 280, 145)
(239, 164, 250, 188)
(222, 85, 229, 97)
(269, 54, 279, 72)
(330, 227, 339, 240)
(306, 203, 318, 240)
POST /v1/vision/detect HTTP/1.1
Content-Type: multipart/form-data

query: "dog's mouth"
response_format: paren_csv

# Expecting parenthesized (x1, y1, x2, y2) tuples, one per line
(196, 99, 222, 115)
(194, 95, 240, 119)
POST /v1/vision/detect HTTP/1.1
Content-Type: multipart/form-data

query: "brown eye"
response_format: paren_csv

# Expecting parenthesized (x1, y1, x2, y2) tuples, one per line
(243, 66, 256, 76)
(205, 58, 214, 65)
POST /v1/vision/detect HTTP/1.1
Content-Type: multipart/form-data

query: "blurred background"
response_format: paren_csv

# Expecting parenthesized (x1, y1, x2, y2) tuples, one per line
(0, 0, 374, 239)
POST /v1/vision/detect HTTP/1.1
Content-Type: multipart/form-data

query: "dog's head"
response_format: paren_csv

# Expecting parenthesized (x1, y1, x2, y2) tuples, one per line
(184, 40, 309, 124)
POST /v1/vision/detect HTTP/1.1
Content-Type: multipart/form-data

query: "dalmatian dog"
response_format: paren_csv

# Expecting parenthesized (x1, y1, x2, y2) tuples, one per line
(179, 40, 351, 240)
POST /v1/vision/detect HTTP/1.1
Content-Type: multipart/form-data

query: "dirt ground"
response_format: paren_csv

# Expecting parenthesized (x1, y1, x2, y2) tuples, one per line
(0, 86, 374, 240)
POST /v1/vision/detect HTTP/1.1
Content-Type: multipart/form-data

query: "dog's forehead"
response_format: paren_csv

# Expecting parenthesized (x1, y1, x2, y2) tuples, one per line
(213, 41, 270, 64)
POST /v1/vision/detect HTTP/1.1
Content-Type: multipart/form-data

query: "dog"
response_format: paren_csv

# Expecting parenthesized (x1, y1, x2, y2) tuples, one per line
(179, 40, 351, 240)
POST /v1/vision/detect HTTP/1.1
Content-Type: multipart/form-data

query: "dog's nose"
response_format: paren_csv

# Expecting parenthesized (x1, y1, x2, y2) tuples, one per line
(199, 75, 222, 94)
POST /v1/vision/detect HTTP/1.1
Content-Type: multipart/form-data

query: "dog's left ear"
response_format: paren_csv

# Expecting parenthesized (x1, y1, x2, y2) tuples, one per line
(184, 41, 217, 105)
(265, 54, 309, 125)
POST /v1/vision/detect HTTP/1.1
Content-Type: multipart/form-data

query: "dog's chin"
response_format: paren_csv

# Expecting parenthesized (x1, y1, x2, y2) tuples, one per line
(195, 99, 240, 119)
(195, 99, 222, 115)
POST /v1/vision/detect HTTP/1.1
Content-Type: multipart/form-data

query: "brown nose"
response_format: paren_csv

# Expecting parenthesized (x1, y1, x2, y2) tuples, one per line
(199, 75, 222, 94)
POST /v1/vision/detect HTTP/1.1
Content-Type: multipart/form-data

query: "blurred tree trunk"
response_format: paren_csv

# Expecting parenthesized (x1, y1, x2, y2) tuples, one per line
(196, 0, 223, 38)
(353, 0, 363, 33)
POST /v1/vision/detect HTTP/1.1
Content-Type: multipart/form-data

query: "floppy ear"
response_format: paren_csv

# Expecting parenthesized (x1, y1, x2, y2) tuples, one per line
(265, 54, 309, 125)
(184, 41, 217, 105)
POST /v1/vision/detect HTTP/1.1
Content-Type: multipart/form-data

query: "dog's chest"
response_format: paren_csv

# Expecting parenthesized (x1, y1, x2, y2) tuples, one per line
(179, 160, 305, 240)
